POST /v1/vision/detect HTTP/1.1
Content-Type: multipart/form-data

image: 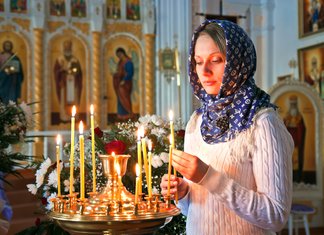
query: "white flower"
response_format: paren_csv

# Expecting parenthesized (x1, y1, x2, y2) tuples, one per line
(152, 154, 163, 168)
(152, 186, 160, 194)
(36, 158, 52, 188)
(47, 170, 58, 187)
(64, 179, 74, 192)
(151, 127, 167, 138)
(138, 114, 151, 126)
(45, 193, 57, 210)
(159, 152, 169, 163)
(26, 184, 37, 195)
(19, 102, 33, 126)
(151, 115, 164, 126)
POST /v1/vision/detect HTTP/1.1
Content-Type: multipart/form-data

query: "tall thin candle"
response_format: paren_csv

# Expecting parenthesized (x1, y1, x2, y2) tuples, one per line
(169, 110, 178, 202)
(169, 110, 175, 148)
(137, 127, 143, 194)
(90, 104, 96, 192)
(56, 134, 61, 196)
(70, 106, 76, 194)
(148, 140, 152, 197)
(167, 136, 173, 197)
(135, 164, 140, 204)
(141, 134, 149, 189)
(79, 121, 85, 200)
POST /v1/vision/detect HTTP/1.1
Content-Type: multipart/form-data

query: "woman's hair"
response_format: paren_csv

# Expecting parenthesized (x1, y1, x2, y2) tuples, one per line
(198, 23, 226, 56)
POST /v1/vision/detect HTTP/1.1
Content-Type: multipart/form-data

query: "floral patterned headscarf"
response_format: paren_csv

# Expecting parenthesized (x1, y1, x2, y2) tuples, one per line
(189, 19, 276, 144)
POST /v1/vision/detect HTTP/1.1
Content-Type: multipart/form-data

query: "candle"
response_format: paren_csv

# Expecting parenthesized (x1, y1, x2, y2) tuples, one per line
(90, 104, 96, 192)
(167, 138, 173, 197)
(148, 140, 152, 197)
(56, 134, 61, 196)
(135, 164, 140, 204)
(116, 163, 122, 201)
(70, 105, 76, 194)
(169, 110, 175, 148)
(79, 121, 85, 200)
(141, 134, 149, 190)
(137, 127, 143, 194)
(169, 110, 178, 202)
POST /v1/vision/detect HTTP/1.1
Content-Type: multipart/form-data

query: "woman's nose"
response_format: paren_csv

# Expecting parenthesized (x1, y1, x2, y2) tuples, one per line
(202, 62, 212, 75)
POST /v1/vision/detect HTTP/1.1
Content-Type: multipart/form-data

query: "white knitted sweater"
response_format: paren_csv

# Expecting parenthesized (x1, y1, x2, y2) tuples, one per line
(177, 108, 294, 235)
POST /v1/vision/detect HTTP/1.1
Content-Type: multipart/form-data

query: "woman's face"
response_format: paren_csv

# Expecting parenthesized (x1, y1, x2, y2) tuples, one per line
(194, 34, 225, 95)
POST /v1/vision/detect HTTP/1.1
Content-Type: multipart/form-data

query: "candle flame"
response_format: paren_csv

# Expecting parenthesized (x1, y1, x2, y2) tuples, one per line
(79, 121, 84, 134)
(135, 164, 140, 177)
(112, 152, 115, 156)
(148, 140, 152, 151)
(72, 105, 76, 117)
(56, 134, 61, 145)
(168, 110, 174, 121)
(90, 104, 94, 115)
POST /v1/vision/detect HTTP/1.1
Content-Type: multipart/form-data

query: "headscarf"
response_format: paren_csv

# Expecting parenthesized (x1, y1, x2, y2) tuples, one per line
(189, 19, 276, 144)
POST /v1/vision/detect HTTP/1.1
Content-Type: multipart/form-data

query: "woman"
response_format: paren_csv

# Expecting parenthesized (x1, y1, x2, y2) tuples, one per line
(160, 20, 294, 234)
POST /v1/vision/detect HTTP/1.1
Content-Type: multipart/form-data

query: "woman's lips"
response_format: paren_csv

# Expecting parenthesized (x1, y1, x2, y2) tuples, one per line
(203, 81, 217, 86)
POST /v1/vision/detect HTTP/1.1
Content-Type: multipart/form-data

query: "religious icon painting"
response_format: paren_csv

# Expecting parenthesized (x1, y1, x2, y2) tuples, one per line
(298, 0, 324, 37)
(48, 36, 87, 129)
(269, 80, 323, 194)
(0, 0, 4, 12)
(298, 42, 324, 99)
(71, 0, 86, 18)
(50, 0, 66, 16)
(0, 32, 28, 104)
(126, 0, 140, 20)
(10, 0, 27, 13)
(104, 35, 141, 124)
(106, 0, 121, 19)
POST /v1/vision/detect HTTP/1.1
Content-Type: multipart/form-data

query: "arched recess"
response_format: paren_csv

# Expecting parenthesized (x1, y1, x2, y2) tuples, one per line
(46, 30, 89, 130)
(269, 79, 324, 226)
(0, 30, 30, 103)
(103, 33, 143, 125)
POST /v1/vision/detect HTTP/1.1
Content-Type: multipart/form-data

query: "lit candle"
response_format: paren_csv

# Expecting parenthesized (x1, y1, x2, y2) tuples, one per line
(90, 104, 96, 192)
(135, 164, 140, 204)
(70, 106, 76, 194)
(167, 135, 173, 197)
(148, 140, 152, 198)
(141, 131, 149, 191)
(116, 163, 122, 201)
(79, 121, 85, 200)
(169, 110, 178, 202)
(56, 134, 61, 196)
(169, 110, 175, 148)
(137, 127, 143, 194)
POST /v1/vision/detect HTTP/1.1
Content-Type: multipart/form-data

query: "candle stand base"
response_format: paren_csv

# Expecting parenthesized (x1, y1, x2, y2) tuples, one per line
(48, 154, 180, 234)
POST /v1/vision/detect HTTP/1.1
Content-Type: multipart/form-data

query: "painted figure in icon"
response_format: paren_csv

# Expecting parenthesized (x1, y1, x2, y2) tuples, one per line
(0, 40, 24, 104)
(283, 95, 306, 183)
(54, 40, 82, 122)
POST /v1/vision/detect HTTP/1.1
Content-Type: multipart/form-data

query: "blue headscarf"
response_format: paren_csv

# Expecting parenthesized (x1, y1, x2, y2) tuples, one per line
(189, 20, 276, 144)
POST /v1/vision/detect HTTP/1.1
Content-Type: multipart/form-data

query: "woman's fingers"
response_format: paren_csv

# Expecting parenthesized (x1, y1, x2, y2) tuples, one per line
(172, 149, 209, 183)
(160, 174, 178, 196)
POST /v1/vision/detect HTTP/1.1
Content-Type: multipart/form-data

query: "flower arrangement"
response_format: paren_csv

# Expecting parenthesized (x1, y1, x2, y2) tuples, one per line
(0, 101, 33, 183)
(23, 114, 187, 235)
(0, 101, 33, 234)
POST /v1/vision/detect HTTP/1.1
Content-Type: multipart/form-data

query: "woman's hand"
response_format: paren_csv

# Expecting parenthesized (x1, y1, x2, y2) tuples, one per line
(160, 174, 189, 200)
(172, 149, 209, 183)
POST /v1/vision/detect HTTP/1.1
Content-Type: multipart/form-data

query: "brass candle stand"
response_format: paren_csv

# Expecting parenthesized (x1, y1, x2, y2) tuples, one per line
(48, 154, 180, 235)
